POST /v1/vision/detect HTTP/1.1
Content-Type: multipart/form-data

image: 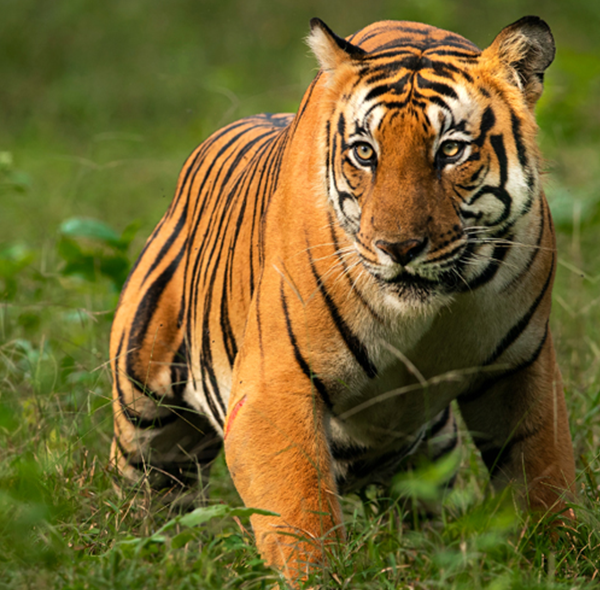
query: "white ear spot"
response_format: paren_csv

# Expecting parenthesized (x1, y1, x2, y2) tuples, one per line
(307, 25, 341, 72)
(483, 16, 555, 106)
(306, 18, 365, 73)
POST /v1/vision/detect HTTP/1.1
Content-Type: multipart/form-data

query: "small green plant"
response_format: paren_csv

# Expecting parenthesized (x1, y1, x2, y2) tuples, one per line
(0, 151, 31, 193)
(57, 217, 140, 290)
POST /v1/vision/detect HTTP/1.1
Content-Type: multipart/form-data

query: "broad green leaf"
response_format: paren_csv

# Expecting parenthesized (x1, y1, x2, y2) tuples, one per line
(0, 243, 34, 278)
(171, 529, 197, 549)
(119, 219, 142, 250)
(59, 217, 121, 247)
(179, 504, 279, 528)
(391, 450, 461, 502)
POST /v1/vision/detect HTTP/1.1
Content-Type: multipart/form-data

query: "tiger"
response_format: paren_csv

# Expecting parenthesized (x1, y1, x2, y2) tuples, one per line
(110, 15, 576, 582)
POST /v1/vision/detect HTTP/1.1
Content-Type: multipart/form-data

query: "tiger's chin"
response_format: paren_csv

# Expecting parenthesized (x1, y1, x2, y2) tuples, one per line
(378, 271, 457, 316)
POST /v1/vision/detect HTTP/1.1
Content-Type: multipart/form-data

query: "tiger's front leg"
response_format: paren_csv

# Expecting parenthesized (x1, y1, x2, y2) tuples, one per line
(458, 332, 576, 515)
(222, 282, 344, 581)
(224, 369, 342, 580)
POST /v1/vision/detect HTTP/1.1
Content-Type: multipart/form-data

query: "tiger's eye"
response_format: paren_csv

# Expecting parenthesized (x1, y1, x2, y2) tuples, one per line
(354, 143, 375, 164)
(440, 141, 462, 158)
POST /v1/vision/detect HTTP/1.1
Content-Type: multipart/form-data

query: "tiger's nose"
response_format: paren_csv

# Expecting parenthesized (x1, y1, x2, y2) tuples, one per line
(375, 237, 428, 266)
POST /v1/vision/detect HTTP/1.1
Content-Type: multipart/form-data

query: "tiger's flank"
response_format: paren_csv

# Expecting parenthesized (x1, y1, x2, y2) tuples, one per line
(109, 15, 576, 583)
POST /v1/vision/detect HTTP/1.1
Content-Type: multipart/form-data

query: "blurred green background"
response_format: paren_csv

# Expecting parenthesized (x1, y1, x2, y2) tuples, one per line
(1, 0, 599, 587)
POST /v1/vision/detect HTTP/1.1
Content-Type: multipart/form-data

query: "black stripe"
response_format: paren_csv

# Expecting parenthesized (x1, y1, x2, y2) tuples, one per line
(365, 84, 393, 102)
(337, 112, 346, 142)
(458, 240, 509, 292)
(480, 408, 547, 478)
(115, 334, 150, 426)
(362, 36, 478, 56)
(521, 172, 536, 215)
(170, 341, 189, 401)
(458, 321, 549, 405)
(200, 271, 228, 420)
(473, 106, 495, 147)
(510, 111, 528, 169)
(170, 120, 251, 214)
(484, 253, 554, 365)
(199, 341, 225, 427)
(141, 203, 188, 286)
(185, 121, 273, 262)
(327, 210, 383, 323)
(325, 120, 332, 200)
(490, 134, 511, 222)
(427, 241, 466, 265)
(431, 61, 474, 83)
(416, 75, 458, 100)
(501, 200, 547, 292)
(185, 125, 269, 331)
(480, 444, 511, 477)
(428, 405, 451, 437)
(115, 335, 183, 429)
(307, 246, 378, 379)
(431, 421, 459, 461)
(126, 242, 186, 398)
(426, 49, 479, 59)
(257, 124, 290, 270)
(194, 133, 280, 400)
(280, 280, 333, 410)
(428, 95, 451, 112)
(330, 440, 368, 462)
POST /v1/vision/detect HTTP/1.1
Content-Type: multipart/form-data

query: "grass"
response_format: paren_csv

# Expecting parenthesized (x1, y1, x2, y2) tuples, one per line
(1, 0, 600, 588)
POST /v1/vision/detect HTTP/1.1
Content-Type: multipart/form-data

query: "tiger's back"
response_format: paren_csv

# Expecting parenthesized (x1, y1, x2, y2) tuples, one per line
(110, 17, 576, 581)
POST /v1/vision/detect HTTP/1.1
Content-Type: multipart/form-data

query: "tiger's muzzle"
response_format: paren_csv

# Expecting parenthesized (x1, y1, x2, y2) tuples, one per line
(360, 231, 469, 301)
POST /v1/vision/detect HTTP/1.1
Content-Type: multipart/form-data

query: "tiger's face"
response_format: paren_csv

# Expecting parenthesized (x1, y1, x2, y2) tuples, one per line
(310, 19, 549, 308)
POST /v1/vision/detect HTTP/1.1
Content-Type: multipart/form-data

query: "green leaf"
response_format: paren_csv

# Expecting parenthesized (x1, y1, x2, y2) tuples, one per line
(148, 503, 280, 541)
(56, 219, 134, 288)
(171, 529, 197, 549)
(178, 504, 232, 527)
(0, 243, 35, 278)
(391, 450, 461, 502)
(228, 506, 280, 519)
(59, 217, 121, 247)
(179, 504, 279, 528)
(119, 219, 142, 250)
(8, 171, 31, 192)
(99, 255, 130, 287)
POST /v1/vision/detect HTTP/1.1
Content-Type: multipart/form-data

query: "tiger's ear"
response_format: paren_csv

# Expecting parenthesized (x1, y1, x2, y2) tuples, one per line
(307, 18, 366, 72)
(483, 16, 555, 107)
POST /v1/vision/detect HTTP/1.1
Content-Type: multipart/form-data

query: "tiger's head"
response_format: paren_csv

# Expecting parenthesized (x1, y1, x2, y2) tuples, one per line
(307, 17, 554, 307)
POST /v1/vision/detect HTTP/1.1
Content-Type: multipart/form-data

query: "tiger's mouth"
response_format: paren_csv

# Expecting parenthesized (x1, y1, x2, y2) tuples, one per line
(357, 240, 471, 303)
(382, 268, 461, 301)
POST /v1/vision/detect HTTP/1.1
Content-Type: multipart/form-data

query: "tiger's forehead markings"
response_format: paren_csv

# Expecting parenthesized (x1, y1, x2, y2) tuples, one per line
(357, 55, 475, 101)
(338, 62, 477, 141)
(330, 25, 493, 151)
(349, 20, 481, 58)
(343, 22, 482, 106)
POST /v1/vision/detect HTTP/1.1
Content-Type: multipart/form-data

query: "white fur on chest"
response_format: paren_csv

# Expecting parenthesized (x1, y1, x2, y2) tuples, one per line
(329, 281, 512, 449)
